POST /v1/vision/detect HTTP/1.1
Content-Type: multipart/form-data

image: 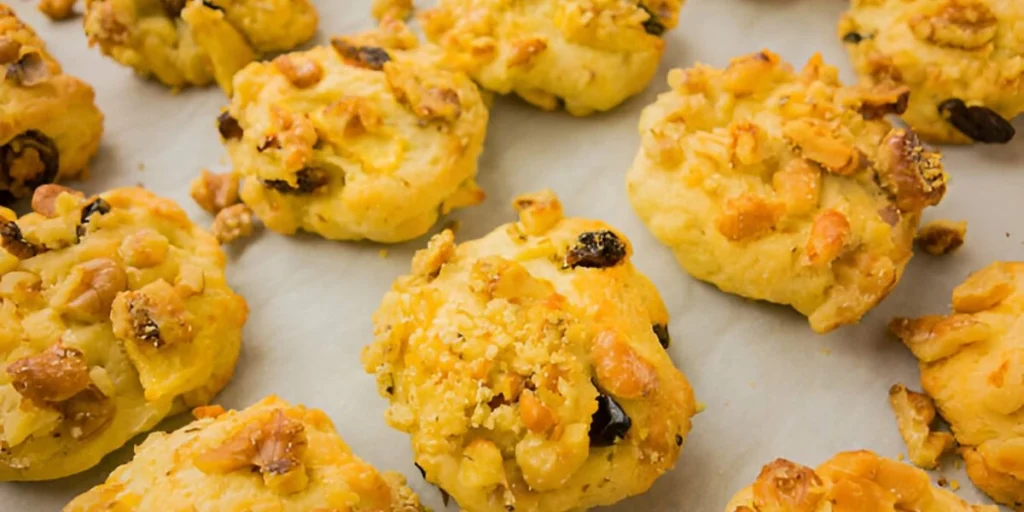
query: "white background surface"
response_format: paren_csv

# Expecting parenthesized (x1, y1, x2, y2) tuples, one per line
(4, 0, 1024, 509)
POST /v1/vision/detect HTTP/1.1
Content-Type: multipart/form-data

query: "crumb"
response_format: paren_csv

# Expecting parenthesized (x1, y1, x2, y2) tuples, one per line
(937, 477, 949, 487)
(888, 384, 954, 469)
(915, 220, 967, 256)
(212, 204, 254, 244)
(38, 0, 76, 20)
(951, 479, 960, 491)
(379, 249, 389, 259)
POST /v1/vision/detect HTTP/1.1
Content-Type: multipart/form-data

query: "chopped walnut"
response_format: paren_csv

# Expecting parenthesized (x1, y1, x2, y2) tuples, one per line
(508, 37, 548, 68)
(890, 314, 990, 362)
(805, 210, 851, 266)
(38, 0, 77, 20)
(591, 331, 658, 399)
(31, 184, 83, 218)
(915, 219, 967, 256)
(716, 193, 784, 241)
(322, 97, 383, 138)
(331, 38, 391, 71)
(6, 52, 50, 86)
(519, 390, 556, 433)
(411, 229, 455, 278)
(119, 229, 170, 268)
(371, 0, 413, 20)
(721, 51, 779, 96)
(909, 0, 997, 50)
(212, 204, 254, 245)
(273, 55, 324, 89)
(772, 158, 821, 215)
(60, 386, 115, 440)
(111, 280, 194, 348)
(888, 384, 954, 469)
(875, 130, 947, 214)
(951, 262, 1015, 313)
(513, 190, 563, 236)
(7, 344, 90, 404)
(190, 170, 240, 214)
(53, 258, 128, 323)
(0, 218, 42, 259)
(853, 83, 911, 120)
(195, 410, 309, 494)
(783, 118, 860, 176)
(750, 458, 824, 509)
(385, 61, 462, 122)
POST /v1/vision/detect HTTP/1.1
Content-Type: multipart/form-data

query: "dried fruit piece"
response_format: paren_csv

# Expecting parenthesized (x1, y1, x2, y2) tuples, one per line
(0, 218, 42, 259)
(589, 393, 631, 447)
(160, 0, 186, 17)
(217, 112, 243, 141)
(331, 39, 391, 71)
(565, 231, 627, 269)
(639, 4, 665, 36)
(38, 0, 77, 21)
(915, 219, 966, 256)
(653, 324, 670, 349)
(263, 168, 328, 194)
(939, 99, 1015, 144)
(77, 197, 111, 239)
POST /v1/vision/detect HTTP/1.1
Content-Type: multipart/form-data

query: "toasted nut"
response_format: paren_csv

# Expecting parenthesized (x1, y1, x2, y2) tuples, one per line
(53, 258, 128, 322)
(875, 130, 947, 214)
(273, 55, 324, 89)
(411, 230, 455, 278)
(111, 279, 193, 348)
(190, 170, 240, 214)
(119, 229, 170, 268)
(331, 38, 391, 71)
(196, 409, 309, 494)
(889, 384, 954, 468)
(508, 37, 548, 68)
(60, 386, 115, 440)
(806, 210, 851, 266)
(385, 61, 462, 122)
(909, 0, 997, 50)
(519, 390, 556, 433)
(889, 314, 990, 362)
(38, 0, 77, 20)
(729, 122, 770, 167)
(212, 204, 254, 245)
(0, 37, 20, 64)
(31, 185, 83, 218)
(591, 331, 657, 399)
(0, 218, 42, 259)
(716, 194, 784, 241)
(750, 459, 824, 510)
(7, 344, 90, 404)
(951, 263, 1015, 313)
(513, 190, 563, 236)
(783, 118, 859, 176)
(915, 219, 967, 256)
(6, 52, 50, 86)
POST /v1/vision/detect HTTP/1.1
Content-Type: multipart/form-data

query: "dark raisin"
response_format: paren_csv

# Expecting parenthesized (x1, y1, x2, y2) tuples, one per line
(201, 0, 224, 11)
(565, 231, 627, 269)
(440, 488, 451, 507)
(414, 463, 426, 479)
(638, 4, 665, 36)
(938, 98, 1016, 143)
(842, 32, 864, 44)
(217, 111, 243, 141)
(0, 130, 60, 205)
(331, 38, 391, 71)
(589, 394, 632, 447)
(0, 218, 41, 259)
(160, 0, 186, 17)
(77, 197, 111, 239)
(652, 324, 670, 349)
(58, 387, 115, 440)
(675, 434, 683, 446)
(257, 135, 280, 152)
(262, 168, 328, 194)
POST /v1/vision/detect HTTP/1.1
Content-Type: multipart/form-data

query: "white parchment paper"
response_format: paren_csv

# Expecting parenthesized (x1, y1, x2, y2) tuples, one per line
(3, 0, 1024, 509)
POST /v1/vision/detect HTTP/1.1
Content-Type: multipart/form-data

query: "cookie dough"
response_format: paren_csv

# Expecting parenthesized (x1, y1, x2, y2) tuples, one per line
(725, 450, 997, 511)
(421, 0, 685, 115)
(839, 0, 1024, 144)
(627, 51, 948, 333)
(0, 186, 247, 481)
(217, 20, 489, 243)
(363, 190, 697, 512)
(65, 396, 426, 511)
(890, 262, 1024, 509)
(1, 5, 103, 204)
(83, 0, 318, 92)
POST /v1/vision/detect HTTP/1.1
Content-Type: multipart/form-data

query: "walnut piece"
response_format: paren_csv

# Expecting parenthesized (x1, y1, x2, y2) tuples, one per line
(411, 229, 455, 278)
(55, 258, 128, 323)
(385, 61, 462, 122)
(716, 194, 784, 241)
(889, 384, 955, 469)
(875, 130, 947, 214)
(915, 219, 967, 256)
(111, 280, 194, 348)
(7, 344, 90, 404)
(31, 184, 83, 218)
(513, 190, 563, 236)
(909, 0, 997, 50)
(750, 458, 824, 510)
(273, 55, 324, 89)
(195, 410, 309, 494)
(38, 0, 77, 20)
(805, 209, 851, 266)
(190, 170, 240, 214)
(212, 204, 255, 245)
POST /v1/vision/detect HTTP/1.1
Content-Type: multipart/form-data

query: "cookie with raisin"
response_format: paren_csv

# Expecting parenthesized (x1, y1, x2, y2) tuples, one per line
(627, 51, 948, 333)
(363, 190, 696, 512)
(726, 450, 997, 511)
(840, 0, 1023, 144)
(421, 0, 685, 115)
(0, 186, 247, 481)
(215, 20, 488, 243)
(0, 5, 103, 204)
(83, 0, 318, 92)
(65, 396, 426, 511)
(890, 262, 1024, 509)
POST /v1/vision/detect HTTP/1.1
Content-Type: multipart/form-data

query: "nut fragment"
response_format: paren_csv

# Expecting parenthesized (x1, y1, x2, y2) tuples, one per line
(7, 344, 90, 404)
(915, 219, 967, 256)
(273, 55, 324, 89)
(38, 0, 77, 20)
(217, 111, 243, 141)
(889, 384, 955, 469)
(195, 410, 309, 494)
(565, 231, 627, 269)
(0, 37, 20, 64)
(0, 218, 42, 259)
(331, 38, 391, 71)
(385, 61, 463, 122)
(31, 184, 83, 218)
(874, 129, 947, 213)
(55, 258, 128, 322)
(856, 84, 911, 119)
(805, 210, 851, 266)
(783, 118, 859, 176)
(750, 459, 824, 509)
(513, 190, 563, 236)
(212, 204, 254, 244)
(190, 170, 240, 214)
(591, 331, 658, 399)
(716, 194, 784, 241)
(371, 0, 413, 21)
(111, 280, 194, 348)
(5, 52, 50, 86)
(909, 0, 997, 50)
(938, 99, 1015, 144)
(60, 386, 115, 440)
(411, 229, 455, 278)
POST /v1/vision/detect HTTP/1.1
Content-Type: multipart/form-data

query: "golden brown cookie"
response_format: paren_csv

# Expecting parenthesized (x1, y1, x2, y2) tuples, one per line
(0, 5, 103, 204)
(0, 186, 247, 481)
(422, 0, 685, 115)
(363, 190, 697, 512)
(839, 0, 1023, 144)
(83, 0, 318, 92)
(64, 396, 426, 512)
(725, 450, 997, 511)
(216, 20, 488, 243)
(627, 51, 948, 333)
(891, 262, 1024, 508)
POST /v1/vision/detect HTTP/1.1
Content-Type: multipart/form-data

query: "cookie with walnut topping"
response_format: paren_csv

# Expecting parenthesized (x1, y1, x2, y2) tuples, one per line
(421, 0, 685, 116)
(83, 0, 318, 92)
(839, 0, 1023, 144)
(0, 186, 247, 481)
(362, 190, 696, 512)
(65, 396, 427, 512)
(215, 20, 489, 243)
(627, 51, 948, 333)
(725, 450, 998, 512)
(890, 262, 1024, 508)
(0, 5, 103, 204)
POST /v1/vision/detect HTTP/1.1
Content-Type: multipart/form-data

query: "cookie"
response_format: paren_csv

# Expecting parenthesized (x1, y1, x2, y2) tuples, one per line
(363, 190, 697, 512)
(890, 262, 1024, 509)
(725, 450, 997, 511)
(421, 0, 685, 116)
(216, 20, 488, 243)
(0, 5, 103, 204)
(0, 186, 247, 481)
(626, 51, 948, 333)
(839, 0, 1023, 144)
(65, 396, 426, 511)
(83, 0, 318, 92)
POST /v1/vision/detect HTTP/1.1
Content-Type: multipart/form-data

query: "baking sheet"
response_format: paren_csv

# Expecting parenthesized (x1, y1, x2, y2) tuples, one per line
(4, 0, 1024, 509)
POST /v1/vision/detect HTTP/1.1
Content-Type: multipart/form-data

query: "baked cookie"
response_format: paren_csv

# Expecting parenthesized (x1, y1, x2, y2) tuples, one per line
(627, 51, 948, 333)
(725, 450, 997, 511)
(83, 0, 318, 92)
(421, 0, 685, 116)
(890, 262, 1024, 508)
(363, 190, 697, 512)
(65, 396, 426, 511)
(0, 186, 247, 481)
(216, 20, 488, 243)
(1, 5, 103, 204)
(839, 0, 1023, 144)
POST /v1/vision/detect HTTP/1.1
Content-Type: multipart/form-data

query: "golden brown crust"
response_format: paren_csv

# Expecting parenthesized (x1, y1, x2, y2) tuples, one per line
(363, 190, 696, 512)
(891, 262, 1024, 508)
(64, 396, 427, 511)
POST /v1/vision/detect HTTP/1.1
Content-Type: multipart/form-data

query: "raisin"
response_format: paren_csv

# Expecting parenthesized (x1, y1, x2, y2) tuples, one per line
(842, 32, 864, 44)
(0, 218, 42, 259)
(201, 0, 224, 11)
(414, 463, 426, 479)
(263, 168, 328, 194)
(217, 111, 243, 141)
(77, 197, 111, 239)
(589, 394, 631, 447)
(160, 0, 186, 17)
(675, 434, 683, 446)
(653, 324, 670, 349)
(565, 230, 627, 269)
(939, 98, 1015, 143)
(0, 130, 60, 205)
(638, 4, 665, 36)
(331, 39, 391, 71)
